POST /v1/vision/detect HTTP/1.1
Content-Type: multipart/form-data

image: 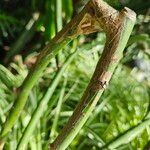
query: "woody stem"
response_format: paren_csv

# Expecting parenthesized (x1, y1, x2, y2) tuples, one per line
(0, 1, 136, 150)
(0, 0, 97, 142)
(50, 1, 136, 150)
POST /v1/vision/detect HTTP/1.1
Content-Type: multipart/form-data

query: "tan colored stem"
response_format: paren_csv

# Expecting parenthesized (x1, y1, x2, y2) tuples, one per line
(50, 0, 136, 150)
(0, 0, 117, 140)
(0, 0, 135, 150)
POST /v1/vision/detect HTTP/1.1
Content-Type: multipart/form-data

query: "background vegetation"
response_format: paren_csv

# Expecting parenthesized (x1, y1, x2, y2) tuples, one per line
(0, 0, 149, 149)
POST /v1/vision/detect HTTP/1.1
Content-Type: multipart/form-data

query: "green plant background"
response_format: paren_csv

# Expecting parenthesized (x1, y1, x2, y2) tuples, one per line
(0, 0, 150, 149)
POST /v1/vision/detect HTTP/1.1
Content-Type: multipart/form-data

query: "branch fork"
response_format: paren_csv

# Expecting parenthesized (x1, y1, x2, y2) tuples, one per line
(50, 1, 136, 150)
(0, 0, 136, 150)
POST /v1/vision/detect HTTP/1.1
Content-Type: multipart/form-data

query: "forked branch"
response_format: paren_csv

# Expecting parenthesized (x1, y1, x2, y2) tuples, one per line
(0, 0, 136, 149)
(50, 0, 136, 150)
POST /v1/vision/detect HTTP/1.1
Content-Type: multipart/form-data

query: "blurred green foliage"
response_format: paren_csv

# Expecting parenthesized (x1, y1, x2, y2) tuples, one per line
(0, 0, 150, 149)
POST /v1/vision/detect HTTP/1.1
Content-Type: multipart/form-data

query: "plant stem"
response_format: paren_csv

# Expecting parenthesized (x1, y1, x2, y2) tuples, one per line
(86, 95, 111, 126)
(0, 37, 71, 140)
(50, 0, 136, 149)
(0, 1, 100, 142)
(55, 0, 63, 68)
(0, 0, 136, 149)
(106, 118, 150, 149)
(55, 0, 62, 32)
(50, 77, 67, 140)
(16, 51, 78, 150)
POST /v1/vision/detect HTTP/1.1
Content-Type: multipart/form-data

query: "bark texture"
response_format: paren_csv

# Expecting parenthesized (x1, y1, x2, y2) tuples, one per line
(50, 1, 136, 150)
